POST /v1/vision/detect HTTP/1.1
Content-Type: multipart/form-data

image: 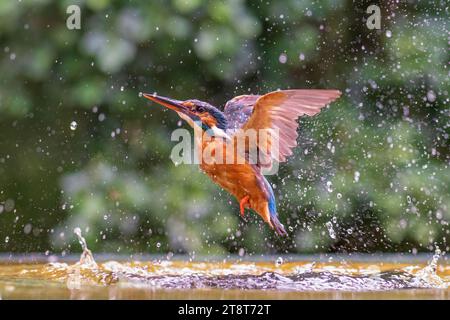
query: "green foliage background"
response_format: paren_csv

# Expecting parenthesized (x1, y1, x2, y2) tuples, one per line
(0, 0, 448, 256)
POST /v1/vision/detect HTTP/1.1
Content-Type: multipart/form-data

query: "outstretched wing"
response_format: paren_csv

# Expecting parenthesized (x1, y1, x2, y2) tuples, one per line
(223, 95, 260, 131)
(240, 89, 341, 166)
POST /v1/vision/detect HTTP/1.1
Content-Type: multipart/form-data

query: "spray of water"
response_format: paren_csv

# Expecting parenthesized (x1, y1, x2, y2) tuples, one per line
(412, 248, 445, 288)
(73, 228, 97, 267)
(40, 231, 448, 292)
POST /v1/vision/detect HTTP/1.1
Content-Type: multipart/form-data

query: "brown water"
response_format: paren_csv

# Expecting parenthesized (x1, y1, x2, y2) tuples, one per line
(0, 254, 449, 299)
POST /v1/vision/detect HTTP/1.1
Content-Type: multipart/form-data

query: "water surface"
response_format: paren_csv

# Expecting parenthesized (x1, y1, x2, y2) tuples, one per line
(0, 253, 448, 299)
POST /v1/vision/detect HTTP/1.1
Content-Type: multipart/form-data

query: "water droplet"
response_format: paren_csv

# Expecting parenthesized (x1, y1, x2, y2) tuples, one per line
(275, 257, 283, 267)
(70, 121, 77, 131)
(386, 30, 392, 38)
(426, 90, 436, 102)
(278, 53, 288, 64)
(4, 199, 14, 212)
(354, 171, 360, 182)
(337, 193, 342, 199)
(120, 86, 124, 92)
(326, 181, 333, 192)
(23, 224, 32, 234)
(326, 221, 336, 239)
(156, 242, 161, 248)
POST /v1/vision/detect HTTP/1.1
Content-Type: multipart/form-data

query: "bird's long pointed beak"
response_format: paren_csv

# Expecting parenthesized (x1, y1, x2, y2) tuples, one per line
(143, 93, 189, 114)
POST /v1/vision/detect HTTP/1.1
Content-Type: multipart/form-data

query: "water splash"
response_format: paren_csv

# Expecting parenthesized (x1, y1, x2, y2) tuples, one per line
(34, 233, 448, 292)
(60, 228, 101, 289)
(412, 248, 445, 288)
(73, 228, 97, 267)
(33, 255, 448, 292)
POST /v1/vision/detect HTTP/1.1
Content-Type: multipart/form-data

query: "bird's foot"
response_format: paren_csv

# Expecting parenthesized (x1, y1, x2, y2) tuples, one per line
(239, 195, 250, 217)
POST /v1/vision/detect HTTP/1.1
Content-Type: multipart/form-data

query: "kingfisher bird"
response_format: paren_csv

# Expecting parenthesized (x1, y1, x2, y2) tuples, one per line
(143, 89, 341, 236)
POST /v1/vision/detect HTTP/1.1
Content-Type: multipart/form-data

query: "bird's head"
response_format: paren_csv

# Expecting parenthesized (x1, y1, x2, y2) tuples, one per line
(143, 93, 229, 138)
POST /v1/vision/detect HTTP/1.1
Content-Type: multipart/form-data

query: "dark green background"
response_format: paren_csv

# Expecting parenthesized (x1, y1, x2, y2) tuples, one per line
(0, 0, 448, 256)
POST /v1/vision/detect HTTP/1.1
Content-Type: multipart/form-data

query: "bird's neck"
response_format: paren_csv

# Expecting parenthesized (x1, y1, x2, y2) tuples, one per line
(209, 125, 231, 140)
(209, 109, 228, 130)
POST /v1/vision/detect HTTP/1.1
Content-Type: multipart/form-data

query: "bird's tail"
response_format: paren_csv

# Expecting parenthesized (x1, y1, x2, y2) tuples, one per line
(262, 176, 288, 237)
(270, 214, 287, 236)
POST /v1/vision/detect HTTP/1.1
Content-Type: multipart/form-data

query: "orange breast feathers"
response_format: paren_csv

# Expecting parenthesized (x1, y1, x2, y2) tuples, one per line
(198, 135, 246, 168)
(198, 137, 268, 204)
